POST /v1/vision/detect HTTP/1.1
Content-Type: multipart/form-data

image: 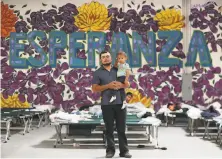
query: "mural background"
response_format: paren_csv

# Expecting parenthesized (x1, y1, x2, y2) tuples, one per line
(1, 0, 222, 111)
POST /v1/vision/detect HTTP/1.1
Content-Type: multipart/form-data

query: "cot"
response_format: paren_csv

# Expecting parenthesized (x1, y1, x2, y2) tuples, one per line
(51, 114, 161, 149)
(1, 108, 49, 143)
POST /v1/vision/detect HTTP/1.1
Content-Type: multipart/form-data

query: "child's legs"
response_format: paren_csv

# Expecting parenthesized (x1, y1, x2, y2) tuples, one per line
(117, 76, 126, 101)
(117, 76, 126, 84)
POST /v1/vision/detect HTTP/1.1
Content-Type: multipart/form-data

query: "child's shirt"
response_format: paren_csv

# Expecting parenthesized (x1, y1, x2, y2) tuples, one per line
(117, 63, 130, 77)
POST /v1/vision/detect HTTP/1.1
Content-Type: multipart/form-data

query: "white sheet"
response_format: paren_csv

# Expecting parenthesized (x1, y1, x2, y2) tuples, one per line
(33, 105, 55, 113)
(138, 117, 161, 126)
(49, 111, 82, 123)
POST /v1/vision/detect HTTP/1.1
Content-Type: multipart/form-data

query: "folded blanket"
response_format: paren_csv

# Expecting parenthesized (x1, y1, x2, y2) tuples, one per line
(88, 105, 102, 117)
(138, 117, 161, 126)
(187, 107, 202, 119)
(126, 102, 155, 114)
(49, 111, 82, 123)
(33, 105, 55, 113)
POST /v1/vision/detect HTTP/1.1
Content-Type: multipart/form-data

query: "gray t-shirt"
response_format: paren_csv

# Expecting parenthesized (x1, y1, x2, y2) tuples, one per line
(92, 66, 125, 106)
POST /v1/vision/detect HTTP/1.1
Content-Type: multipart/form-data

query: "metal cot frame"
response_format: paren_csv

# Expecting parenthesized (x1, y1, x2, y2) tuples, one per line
(52, 116, 160, 149)
(1, 108, 49, 143)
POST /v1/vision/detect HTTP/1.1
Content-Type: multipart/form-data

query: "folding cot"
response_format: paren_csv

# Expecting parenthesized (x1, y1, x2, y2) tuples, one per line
(1, 108, 49, 143)
(51, 114, 161, 149)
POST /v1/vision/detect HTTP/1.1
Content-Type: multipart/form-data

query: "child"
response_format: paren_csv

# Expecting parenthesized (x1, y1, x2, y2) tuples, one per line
(122, 92, 134, 109)
(109, 51, 131, 103)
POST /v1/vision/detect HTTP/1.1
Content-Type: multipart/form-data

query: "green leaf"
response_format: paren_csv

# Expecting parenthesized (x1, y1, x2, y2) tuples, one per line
(68, 94, 72, 98)
(22, 40, 26, 43)
(107, 4, 112, 8)
(67, 90, 70, 93)
(169, 6, 174, 9)
(82, 41, 86, 43)
(142, 1, 146, 4)
(220, 56, 222, 61)
(156, 9, 161, 13)
(17, 12, 20, 16)
(63, 57, 67, 59)
(219, 25, 222, 30)
(22, 4, 27, 8)
(219, 75, 222, 78)
(217, 34, 220, 38)
(131, 1, 135, 5)
(213, 80, 215, 84)
(14, 10, 19, 13)
(56, 39, 61, 43)
(177, 5, 181, 8)
(25, 10, 31, 15)
(42, 3, 47, 6)
(62, 92, 64, 97)
(19, 16, 23, 19)
(9, 5, 16, 8)
(151, 2, 155, 7)
(52, 5, 57, 9)
(127, 4, 131, 8)
(127, 33, 132, 38)
(37, 37, 41, 41)
(162, 5, 165, 10)
(66, 45, 69, 50)
(159, 66, 161, 70)
(58, 60, 61, 64)
(40, 9, 45, 12)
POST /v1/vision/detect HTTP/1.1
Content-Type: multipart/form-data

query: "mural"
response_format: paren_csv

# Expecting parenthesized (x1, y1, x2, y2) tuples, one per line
(0, 1, 222, 111)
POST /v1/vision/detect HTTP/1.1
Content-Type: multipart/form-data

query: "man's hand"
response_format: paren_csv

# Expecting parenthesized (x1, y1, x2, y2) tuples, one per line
(107, 81, 119, 89)
(114, 81, 130, 89)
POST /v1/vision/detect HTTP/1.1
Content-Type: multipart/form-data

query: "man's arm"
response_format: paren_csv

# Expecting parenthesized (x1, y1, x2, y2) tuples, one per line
(92, 84, 109, 93)
(115, 81, 130, 89)
(92, 81, 117, 93)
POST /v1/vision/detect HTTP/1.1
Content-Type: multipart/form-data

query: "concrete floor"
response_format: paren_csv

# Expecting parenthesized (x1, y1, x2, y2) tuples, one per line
(1, 125, 222, 158)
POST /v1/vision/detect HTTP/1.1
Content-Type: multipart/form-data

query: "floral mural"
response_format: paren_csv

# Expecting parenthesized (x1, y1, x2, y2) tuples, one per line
(0, 1, 222, 111)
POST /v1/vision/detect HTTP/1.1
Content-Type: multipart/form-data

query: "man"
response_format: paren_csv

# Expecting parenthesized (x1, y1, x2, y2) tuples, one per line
(92, 51, 132, 158)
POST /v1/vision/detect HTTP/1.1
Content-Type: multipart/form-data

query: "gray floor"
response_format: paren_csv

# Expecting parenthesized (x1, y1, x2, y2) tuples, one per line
(1, 125, 222, 158)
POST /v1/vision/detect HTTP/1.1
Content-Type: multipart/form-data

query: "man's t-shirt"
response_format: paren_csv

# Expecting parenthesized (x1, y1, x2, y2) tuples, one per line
(92, 66, 125, 106)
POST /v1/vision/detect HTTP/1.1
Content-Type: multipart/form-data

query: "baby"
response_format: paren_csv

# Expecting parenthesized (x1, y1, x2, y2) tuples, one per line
(109, 51, 131, 103)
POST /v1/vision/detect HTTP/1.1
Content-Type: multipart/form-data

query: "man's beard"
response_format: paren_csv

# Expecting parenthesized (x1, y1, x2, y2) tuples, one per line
(102, 62, 111, 66)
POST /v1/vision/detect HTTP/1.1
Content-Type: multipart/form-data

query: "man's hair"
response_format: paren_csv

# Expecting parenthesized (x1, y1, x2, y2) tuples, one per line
(126, 92, 133, 97)
(99, 51, 110, 59)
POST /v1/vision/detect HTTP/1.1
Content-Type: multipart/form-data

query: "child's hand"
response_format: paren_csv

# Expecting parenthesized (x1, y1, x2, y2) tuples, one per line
(121, 102, 126, 109)
(124, 79, 128, 84)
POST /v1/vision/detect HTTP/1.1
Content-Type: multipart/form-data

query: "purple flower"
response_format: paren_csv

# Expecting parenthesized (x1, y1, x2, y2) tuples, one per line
(137, 64, 154, 74)
(156, 39, 166, 52)
(53, 62, 69, 79)
(171, 43, 186, 59)
(77, 50, 87, 59)
(157, 86, 171, 105)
